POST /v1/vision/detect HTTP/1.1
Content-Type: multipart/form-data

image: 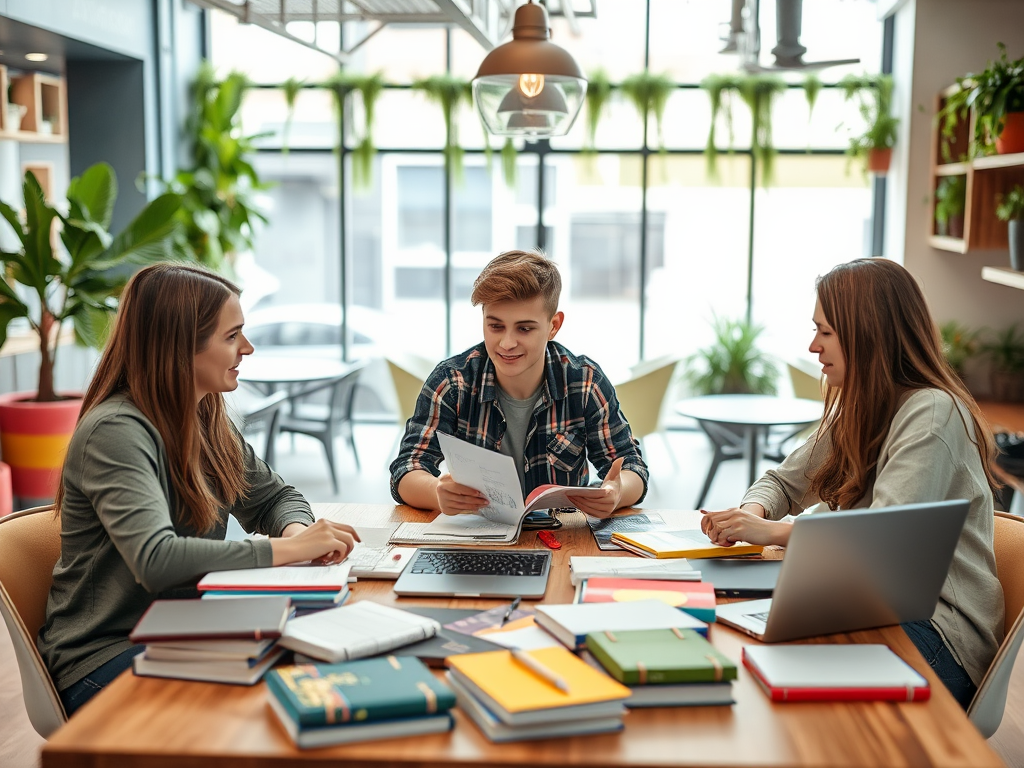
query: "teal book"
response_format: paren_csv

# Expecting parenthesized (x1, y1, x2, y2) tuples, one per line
(265, 656, 455, 728)
(585, 628, 737, 685)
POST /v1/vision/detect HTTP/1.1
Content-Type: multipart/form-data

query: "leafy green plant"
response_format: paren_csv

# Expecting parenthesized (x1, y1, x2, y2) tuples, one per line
(684, 316, 780, 395)
(619, 70, 675, 152)
(939, 320, 981, 379)
(803, 73, 822, 122)
(413, 75, 474, 181)
(323, 70, 385, 189)
(0, 164, 181, 401)
(938, 43, 1024, 158)
(280, 77, 305, 154)
(997, 184, 1024, 221)
(984, 324, 1024, 373)
(162, 63, 269, 271)
(583, 68, 614, 153)
(935, 175, 967, 234)
(700, 73, 785, 185)
(838, 74, 898, 175)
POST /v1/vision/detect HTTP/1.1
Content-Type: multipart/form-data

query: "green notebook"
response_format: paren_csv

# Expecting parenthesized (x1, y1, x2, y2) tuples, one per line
(585, 628, 737, 685)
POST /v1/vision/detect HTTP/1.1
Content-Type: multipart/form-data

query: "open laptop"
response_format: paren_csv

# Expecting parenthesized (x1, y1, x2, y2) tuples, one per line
(393, 547, 552, 599)
(716, 500, 969, 642)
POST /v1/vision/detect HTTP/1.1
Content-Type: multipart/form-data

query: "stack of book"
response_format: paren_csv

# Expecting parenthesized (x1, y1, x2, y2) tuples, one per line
(610, 529, 763, 559)
(197, 564, 352, 614)
(584, 628, 737, 707)
(447, 647, 631, 741)
(534, 600, 709, 650)
(265, 656, 456, 748)
(575, 577, 718, 623)
(130, 596, 290, 684)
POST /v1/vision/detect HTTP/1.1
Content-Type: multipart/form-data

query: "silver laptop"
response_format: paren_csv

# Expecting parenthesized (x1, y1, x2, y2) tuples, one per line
(393, 547, 552, 599)
(716, 500, 969, 642)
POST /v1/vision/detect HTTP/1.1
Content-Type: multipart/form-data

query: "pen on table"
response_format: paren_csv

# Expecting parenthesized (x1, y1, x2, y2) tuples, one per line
(500, 595, 522, 626)
(511, 649, 570, 693)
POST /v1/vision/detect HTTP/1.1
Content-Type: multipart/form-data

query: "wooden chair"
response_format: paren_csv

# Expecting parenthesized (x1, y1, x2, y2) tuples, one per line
(968, 511, 1024, 737)
(0, 504, 67, 737)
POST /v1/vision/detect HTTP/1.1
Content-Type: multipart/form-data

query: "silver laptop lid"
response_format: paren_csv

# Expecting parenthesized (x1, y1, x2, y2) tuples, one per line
(761, 500, 969, 642)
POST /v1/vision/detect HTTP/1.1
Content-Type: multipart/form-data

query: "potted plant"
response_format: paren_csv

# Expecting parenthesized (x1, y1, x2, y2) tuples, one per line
(684, 315, 780, 395)
(935, 174, 967, 238)
(996, 184, 1024, 270)
(939, 43, 1024, 157)
(939, 320, 981, 382)
(0, 164, 181, 499)
(982, 324, 1024, 402)
(839, 74, 898, 176)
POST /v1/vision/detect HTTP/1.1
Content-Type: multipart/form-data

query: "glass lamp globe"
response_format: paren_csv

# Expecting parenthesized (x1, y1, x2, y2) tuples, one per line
(473, 1, 587, 138)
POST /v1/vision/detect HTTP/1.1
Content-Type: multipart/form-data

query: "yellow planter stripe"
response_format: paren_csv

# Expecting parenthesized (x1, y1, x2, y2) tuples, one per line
(1, 433, 71, 469)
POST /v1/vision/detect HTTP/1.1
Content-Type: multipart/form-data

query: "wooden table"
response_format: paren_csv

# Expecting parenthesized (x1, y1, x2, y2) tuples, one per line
(41, 504, 1003, 768)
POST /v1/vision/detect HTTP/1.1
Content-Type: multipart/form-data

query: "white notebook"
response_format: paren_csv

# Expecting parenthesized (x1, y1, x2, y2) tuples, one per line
(278, 601, 440, 663)
(568, 556, 698, 585)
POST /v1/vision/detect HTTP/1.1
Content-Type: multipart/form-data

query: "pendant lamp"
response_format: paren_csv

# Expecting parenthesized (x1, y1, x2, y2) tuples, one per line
(472, 0, 587, 138)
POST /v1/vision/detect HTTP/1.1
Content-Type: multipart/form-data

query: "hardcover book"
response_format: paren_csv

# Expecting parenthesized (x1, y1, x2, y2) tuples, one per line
(585, 628, 737, 685)
(129, 596, 291, 643)
(265, 656, 456, 728)
(535, 600, 708, 650)
(579, 578, 717, 622)
(610, 529, 763, 559)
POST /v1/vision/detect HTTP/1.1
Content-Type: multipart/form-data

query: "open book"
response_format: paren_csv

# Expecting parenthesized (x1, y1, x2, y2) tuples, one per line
(428, 432, 605, 544)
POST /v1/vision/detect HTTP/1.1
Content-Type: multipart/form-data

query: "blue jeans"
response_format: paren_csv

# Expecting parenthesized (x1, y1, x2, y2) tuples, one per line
(59, 645, 146, 716)
(901, 620, 976, 710)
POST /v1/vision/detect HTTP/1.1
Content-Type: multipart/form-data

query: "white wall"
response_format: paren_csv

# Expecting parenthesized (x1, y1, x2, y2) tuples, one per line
(891, 0, 1024, 343)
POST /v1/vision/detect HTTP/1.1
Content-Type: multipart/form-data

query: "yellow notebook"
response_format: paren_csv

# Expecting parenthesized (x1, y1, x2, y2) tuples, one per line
(447, 647, 630, 713)
(610, 529, 763, 559)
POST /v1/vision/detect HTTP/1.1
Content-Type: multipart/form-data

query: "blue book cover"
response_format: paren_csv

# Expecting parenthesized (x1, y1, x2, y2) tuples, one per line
(265, 656, 455, 729)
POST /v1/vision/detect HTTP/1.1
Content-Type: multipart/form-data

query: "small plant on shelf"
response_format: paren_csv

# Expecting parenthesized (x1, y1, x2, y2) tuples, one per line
(934, 175, 967, 238)
(939, 321, 981, 382)
(996, 184, 1024, 270)
(982, 324, 1024, 402)
(839, 74, 899, 176)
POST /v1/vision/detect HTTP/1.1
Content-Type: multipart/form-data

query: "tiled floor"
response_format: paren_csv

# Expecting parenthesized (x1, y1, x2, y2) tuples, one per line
(2, 423, 1022, 767)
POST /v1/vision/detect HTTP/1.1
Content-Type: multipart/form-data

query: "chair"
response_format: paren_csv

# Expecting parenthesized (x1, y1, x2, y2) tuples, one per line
(278, 361, 368, 493)
(385, 354, 436, 448)
(614, 357, 680, 472)
(763, 361, 825, 462)
(967, 511, 1024, 738)
(0, 504, 67, 737)
(224, 387, 289, 467)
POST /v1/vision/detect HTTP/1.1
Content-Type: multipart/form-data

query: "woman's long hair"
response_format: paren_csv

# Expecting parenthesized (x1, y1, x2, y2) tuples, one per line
(810, 257, 997, 509)
(55, 263, 248, 532)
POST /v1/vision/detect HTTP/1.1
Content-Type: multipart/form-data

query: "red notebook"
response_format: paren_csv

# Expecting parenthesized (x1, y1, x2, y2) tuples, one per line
(129, 596, 291, 643)
(742, 644, 930, 703)
(579, 578, 716, 623)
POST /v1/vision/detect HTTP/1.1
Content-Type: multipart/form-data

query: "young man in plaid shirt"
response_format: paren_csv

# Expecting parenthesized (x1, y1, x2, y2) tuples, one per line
(390, 250, 648, 518)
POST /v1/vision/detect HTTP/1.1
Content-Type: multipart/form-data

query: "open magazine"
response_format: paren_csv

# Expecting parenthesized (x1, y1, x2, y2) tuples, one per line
(419, 432, 605, 543)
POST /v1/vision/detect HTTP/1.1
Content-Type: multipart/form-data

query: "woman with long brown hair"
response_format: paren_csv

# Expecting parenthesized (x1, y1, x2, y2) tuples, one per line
(38, 263, 359, 716)
(700, 257, 1003, 708)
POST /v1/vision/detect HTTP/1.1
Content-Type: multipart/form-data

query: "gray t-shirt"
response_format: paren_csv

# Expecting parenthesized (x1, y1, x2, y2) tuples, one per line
(37, 394, 314, 691)
(496, 385, 543, 493)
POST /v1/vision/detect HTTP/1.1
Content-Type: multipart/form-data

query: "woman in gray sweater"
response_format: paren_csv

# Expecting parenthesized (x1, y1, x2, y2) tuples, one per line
(701, 257, 1003, 709)
(38, 263, 359, 716)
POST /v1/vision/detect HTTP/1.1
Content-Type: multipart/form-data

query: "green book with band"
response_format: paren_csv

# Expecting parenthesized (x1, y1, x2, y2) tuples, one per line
(265, 656, 455, 729)
(585, 628, 738, 685)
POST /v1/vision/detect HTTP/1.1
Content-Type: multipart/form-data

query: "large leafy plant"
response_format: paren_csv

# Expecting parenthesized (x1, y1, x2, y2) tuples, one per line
(0, 163, 181, 401)
(684, 315, 780, 395)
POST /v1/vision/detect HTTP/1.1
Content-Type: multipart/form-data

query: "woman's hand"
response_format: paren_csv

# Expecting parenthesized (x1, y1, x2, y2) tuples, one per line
(437, 473, 490, 515)
(270, 519, 360, 565)
(701, 505, 790, 547)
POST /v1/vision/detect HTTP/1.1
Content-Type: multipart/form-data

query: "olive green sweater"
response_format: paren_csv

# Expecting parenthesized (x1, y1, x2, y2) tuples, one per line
(741, 388, 1003, 685)
(37, 395, 314, 691)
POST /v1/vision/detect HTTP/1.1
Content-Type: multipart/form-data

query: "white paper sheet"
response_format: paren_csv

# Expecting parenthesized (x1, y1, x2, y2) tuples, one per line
(436, 432, 526, 526)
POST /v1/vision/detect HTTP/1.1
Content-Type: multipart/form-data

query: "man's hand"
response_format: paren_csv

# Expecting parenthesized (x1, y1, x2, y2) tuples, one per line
(437, 473, 490, 516)
(700, 506, 790, 547)
(569, 457, 625, 519)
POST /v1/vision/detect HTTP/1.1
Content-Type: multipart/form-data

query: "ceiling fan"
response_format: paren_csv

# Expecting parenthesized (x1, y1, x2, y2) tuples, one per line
(721, 0, 860, 73)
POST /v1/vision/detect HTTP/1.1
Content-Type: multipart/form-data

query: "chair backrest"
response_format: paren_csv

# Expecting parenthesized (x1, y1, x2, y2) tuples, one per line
(614, 359, 679, 440)
(0, 505, 67, 736)
(967, 511, 1024, 738)
(290, 361, 368, 423)
(787, 360, 824, 402)
(387, 357, 431, 427)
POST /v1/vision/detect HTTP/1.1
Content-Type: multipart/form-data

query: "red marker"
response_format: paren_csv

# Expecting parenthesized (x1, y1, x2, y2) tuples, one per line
(537, 530, 561, 549)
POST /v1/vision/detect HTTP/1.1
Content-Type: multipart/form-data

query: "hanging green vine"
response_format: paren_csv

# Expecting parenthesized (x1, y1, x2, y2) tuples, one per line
(280, 77, 305, 154)
(583, 68, 614, 153)
(700, 73, 743, 179)
(700, 73, 785, 186)
(619, 70, 675, 152)
(322, 70, 385, 189)
(413, 74, 474, 181)
(501, 138, 518, 189)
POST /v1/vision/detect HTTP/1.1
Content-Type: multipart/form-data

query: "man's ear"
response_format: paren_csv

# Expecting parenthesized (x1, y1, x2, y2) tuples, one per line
(549, 311, 564, 339)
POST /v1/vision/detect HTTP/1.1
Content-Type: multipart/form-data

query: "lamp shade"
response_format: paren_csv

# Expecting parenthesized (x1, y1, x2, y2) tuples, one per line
(473, 1, 587, 138)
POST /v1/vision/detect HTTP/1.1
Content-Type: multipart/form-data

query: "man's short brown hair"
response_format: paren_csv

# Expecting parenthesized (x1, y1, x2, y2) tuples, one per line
(470, 250, 561, 317)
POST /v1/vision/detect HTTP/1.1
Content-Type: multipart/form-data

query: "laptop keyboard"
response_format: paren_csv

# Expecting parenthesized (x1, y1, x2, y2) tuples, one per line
(410, 550, 549, 577)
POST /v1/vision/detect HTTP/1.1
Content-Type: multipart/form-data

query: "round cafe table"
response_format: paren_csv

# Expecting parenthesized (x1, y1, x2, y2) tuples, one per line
(237, 355, 352, 394)
(675, 394, 824, 507)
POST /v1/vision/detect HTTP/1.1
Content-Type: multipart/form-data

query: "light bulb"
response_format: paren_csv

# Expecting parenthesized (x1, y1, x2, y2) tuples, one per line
(519, 74, 545, 99)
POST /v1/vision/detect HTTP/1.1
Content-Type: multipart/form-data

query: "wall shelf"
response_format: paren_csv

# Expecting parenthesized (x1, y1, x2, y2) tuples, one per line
(982, 266, 1024, 290)
(0, 64, 67, 144)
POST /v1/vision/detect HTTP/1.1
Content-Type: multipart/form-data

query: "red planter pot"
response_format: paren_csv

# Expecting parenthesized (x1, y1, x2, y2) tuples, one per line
(996, 111, 1024, 155)
(0, 392, 82, 500)
(867, 148, 893, 175)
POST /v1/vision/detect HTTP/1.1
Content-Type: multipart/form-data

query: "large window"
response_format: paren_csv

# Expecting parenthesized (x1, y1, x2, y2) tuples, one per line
(215, 0, 884, 382)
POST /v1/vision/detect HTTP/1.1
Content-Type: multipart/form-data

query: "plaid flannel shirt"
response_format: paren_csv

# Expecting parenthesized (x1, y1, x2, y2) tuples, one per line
(389, 341, 649, 505)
